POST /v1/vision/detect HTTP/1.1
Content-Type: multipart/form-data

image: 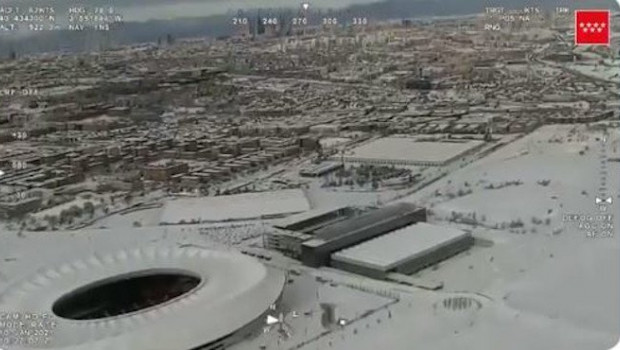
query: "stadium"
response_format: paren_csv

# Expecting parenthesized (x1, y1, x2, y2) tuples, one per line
(0, 245, 285, 350)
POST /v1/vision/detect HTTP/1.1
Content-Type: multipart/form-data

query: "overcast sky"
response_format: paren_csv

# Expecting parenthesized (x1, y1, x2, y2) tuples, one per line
(119, 0, 382, 21)
(3, 0, 617, 22)
(0, 0, 382, 22)
(2, 0, 616, 30)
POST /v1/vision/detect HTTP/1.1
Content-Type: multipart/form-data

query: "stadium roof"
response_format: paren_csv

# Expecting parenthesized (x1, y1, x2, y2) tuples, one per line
(0, 228, 285, 350)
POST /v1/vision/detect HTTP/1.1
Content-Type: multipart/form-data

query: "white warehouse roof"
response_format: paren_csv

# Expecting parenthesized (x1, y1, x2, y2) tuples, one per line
(343, 137, 484, 164)
(332, 222, 470, 272)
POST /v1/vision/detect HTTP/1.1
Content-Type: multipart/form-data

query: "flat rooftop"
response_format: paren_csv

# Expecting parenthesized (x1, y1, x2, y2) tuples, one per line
(300, 162, 343, 174)
(344, 137, 484, 163)
(274, 205, 350, 230)
(332, 222, 470, 272)
(313, 202, 421, 241)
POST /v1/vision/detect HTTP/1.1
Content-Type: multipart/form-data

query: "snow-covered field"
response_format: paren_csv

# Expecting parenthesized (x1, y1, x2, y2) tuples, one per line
(230, 124, 619, 350)
(31, 198, 91, 218)
(383, 124, 620, 349)
(1, 124, 617, 350)
(231, 272, 394, 350)
(240, 124, 619, 350)
(565, 61, 620, 83)
(94, 206, 164, 228)
(159, 189, 311, 223)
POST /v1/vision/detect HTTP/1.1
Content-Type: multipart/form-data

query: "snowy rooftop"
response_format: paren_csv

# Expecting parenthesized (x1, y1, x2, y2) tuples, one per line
(0, 226, 285, 350)
(274, 205, 350, 230)
(160, 189, 310, 223)
(345, 137, 484, 163)
(332, 222, 470, 272)
(313, 202, 421, 241)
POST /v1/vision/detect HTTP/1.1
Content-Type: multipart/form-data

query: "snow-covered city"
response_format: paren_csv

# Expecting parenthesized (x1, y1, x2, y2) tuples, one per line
(0, 1, 618, 350)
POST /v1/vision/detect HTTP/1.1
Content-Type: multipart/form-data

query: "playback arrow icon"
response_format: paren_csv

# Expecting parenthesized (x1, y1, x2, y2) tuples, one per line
(266, 315, 279, 325)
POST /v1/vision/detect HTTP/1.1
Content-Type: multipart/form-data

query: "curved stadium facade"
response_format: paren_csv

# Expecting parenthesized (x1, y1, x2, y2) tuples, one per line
(0, 246, 285, 350)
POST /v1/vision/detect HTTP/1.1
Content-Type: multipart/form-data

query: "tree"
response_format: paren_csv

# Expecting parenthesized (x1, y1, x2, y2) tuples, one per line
(17, 223, 25, 237)
(356, 177, 367, 187)
(47, 215, 59, 229)
(509, 219, 524, 228)
(59, 210, 71, 224)
(83, 201, 95, 218)
(69, 205, 83, 217)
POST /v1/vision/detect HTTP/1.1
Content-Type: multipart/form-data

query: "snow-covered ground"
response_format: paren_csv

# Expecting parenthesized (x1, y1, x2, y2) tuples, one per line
(94, 206, 165, 228)
(231, 272, 394, 350)
(565, 61, 620, 83)
(382, 124, 620, 349)
(1, 124, 617, 350)
(234, 123, 618, 350)
(159, 189, 311, 223)
(31, 198, 91, 218)
(230, 123, 619, 350)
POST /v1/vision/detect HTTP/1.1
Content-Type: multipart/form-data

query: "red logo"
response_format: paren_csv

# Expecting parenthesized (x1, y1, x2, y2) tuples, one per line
(575, 10, 610, 45)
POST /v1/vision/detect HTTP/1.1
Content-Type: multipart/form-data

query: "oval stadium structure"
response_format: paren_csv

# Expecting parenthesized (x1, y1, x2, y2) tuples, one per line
(0, 246, 285, 350)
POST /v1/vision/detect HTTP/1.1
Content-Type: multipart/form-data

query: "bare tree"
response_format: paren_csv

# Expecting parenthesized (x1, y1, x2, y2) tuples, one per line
(83, 201, 95, 218)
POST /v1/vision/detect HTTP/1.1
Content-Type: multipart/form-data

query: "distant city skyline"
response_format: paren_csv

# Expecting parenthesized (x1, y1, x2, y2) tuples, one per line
(0, 0, 381, 22)
(0, 0, 617, 55)
(7, 0, 616, 23)
(119, 0, 381, 22)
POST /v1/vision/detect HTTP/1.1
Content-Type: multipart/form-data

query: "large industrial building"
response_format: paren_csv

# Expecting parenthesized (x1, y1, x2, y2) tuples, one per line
(266, 202, 472, 279)
(336, 137, 485, 167)
(266, 206, 358, 258)
(300, 202, 427, 267)
(274, 205, 355, 233)
(331, 222, 474, 279)
(266, 203, 427, 264)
